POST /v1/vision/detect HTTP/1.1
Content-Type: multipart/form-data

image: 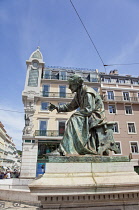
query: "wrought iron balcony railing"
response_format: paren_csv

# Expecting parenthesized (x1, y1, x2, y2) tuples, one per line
(41, 91, 74, 98)
(35, 130, 64, 137)
(103, 95, 139, 103)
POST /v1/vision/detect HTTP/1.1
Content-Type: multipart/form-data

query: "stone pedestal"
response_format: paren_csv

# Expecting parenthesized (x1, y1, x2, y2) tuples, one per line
(20, 142, 38, 178)
(29, 156, 139, 210)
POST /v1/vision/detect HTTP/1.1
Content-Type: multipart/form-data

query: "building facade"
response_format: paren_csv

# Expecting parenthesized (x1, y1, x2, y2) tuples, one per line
(20, 48, 100, 178)
(101, 70, 139, 159)
(20, 48, 139, 178)
(0, 122, 21, 171)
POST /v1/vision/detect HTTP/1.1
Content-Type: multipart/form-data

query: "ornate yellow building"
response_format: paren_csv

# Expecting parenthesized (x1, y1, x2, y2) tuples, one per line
(20, 48, 139, 178)
(20, 48, 100, 178)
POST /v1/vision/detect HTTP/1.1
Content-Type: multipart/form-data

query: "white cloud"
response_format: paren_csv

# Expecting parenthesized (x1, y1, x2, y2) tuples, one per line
(0, 105, 24, 150)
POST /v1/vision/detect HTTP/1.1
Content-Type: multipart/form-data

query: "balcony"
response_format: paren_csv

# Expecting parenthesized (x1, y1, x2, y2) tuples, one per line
(41, 91, 74, 98)
(35, 130, 64, 137)
(103, 95, 139, 103)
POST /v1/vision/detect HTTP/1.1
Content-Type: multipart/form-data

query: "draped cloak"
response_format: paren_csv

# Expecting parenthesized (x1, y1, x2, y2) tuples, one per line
(57, 85, 105, 155)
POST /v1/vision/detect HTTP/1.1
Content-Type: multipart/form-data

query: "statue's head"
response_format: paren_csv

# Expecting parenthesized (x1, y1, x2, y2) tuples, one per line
(68, 74, 84, 93)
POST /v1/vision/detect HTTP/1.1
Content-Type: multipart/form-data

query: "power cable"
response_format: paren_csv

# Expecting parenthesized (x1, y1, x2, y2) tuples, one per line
(69, 0, 106, 73)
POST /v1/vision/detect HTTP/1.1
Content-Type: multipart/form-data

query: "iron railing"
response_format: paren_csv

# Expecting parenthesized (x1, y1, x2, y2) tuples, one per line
(35, 130, 64, 137)
(41, 91, 74, 98)
(103, 95, 139, 103)
(42, 75, 100, 83)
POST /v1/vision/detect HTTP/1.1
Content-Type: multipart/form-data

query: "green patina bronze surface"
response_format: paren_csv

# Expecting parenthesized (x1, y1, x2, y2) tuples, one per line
(38, 156, 129, 163)
(49, 75, 119, 156)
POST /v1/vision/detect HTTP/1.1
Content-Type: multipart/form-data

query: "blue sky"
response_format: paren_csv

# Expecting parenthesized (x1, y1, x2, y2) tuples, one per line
(1, 0, 139, 149)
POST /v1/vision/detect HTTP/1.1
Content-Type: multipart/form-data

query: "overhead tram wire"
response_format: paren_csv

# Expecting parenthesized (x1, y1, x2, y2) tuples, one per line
(0, 108, 24, 114)
(69, 1, 139, 123)
(69, 0, 106, 73)
(104, 63, 139, 66)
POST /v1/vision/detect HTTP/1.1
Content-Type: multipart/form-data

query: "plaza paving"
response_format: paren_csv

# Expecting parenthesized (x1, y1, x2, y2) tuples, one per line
(0, 201, 39, 210)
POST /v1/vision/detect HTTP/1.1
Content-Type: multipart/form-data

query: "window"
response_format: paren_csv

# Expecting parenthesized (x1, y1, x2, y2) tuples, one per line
(111, 79, 117, 83)
(59, 85, 66, 98)
(39, 120, 47, 136)
(132, 80, 138, 85)
(60, 71, 67, 80)
(43, 70, 51, 79)
(51, 72, 59, 80)
(123, 92, 130, 101)
(125, 79, 130, 84)
(113, 123, 119, 133)
(41, 102, 49, 111)
(38, 142, 59, 157)
(104, 78, 111, 83)
(119, 79, 125, 84)
(128, 123, 136, 133)
(90, 74, 98, 82)
(58, 121, 65, 136)
(108, 105, 116, 114)
(28, 69, 39, 87)
(43, 85, 50, 97)
(130, 142, 138, 153)
(25, 140, 31, 143)
(115, 142, 121, 154)
(107, 91, 114, 100)
(125, 105, 132, 114)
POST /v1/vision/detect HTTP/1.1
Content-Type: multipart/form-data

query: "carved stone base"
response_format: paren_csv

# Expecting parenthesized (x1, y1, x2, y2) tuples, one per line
(38, 155, 129, 163)
(29, 161, 139, 210)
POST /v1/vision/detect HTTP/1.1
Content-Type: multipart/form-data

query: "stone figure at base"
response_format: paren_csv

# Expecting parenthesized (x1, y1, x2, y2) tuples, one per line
(49, 74, 119, 156)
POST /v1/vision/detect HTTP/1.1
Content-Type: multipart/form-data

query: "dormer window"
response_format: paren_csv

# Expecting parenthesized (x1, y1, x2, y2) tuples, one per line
(119, 79, 125, 84)
(104, 78, 111, 83)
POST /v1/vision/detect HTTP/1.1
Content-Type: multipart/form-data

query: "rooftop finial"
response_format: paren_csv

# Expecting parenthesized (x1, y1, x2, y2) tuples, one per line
(37, 46, 40, 50)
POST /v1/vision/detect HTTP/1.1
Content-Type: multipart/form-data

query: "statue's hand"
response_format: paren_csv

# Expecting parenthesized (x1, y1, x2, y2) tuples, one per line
(48, 103, 58, 112)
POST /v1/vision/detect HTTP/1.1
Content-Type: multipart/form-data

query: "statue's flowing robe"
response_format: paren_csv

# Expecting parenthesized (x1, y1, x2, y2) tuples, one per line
(58, 85, 105, 155)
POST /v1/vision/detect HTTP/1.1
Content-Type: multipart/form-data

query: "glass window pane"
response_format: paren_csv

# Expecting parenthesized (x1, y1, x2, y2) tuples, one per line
(59, 121, 65, 136)
(107, 91, 114, 100)
(40, 121, 47, 130)
(28, 69, 38, 87)
(41, 102, 49, 110)
(43, 85, 49, 97)
(113, 123, 119, 133)
(109, 105, 116, 113)
(123, 92, 130, 100)
(125, 106, 132, 114)
(119, 79, 125, 84)
(60, 72, 67, 80)
(104, 78, 111, 83)
(44, 70, 50, 79)
(115, 142, 121, 154)
(131, 142, 138, 153)
(59, 86, 66, 98)
(128, 123, 135, 133)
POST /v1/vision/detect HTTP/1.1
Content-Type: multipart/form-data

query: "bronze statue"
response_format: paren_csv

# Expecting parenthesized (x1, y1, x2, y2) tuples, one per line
(49, 75, 119, 156)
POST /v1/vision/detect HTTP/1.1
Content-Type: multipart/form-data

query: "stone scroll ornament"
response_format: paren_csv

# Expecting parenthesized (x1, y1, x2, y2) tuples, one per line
(48, 74, 120, 156)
